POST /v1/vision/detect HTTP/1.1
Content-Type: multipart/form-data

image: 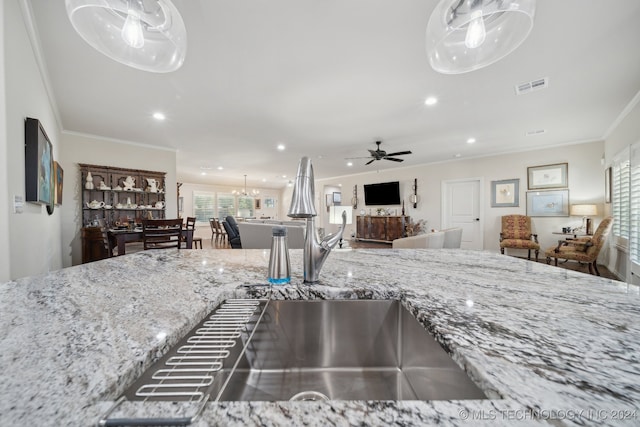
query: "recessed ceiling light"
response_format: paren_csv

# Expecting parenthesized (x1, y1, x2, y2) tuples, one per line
(424, 96, 438, 106)
(347, 161, 353, 167)
(277, 144, 286, 151)
(467, 138, 476, 144)
(261, 178, 267, 182)
(454, 153, 462, 158)
(338, 184, 342, 187)
(153, 112, 166, 121)
(201, 172, 207, 176)
(282, 175, 287, 179)
(217, 166, 224, 170)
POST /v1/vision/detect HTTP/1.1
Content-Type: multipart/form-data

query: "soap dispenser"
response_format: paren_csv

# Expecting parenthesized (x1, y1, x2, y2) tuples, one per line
(268, 226, 291, 284)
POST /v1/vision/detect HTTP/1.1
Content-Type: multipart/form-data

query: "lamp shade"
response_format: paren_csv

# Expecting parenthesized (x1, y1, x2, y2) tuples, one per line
(329, 206, 353, 225)
(570, 204, 597, 216)
(426, 0, 536, 74)
(65, 0, 187, 73)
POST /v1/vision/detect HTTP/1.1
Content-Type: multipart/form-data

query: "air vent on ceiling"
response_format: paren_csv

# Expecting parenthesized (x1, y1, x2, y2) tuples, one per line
(526, 129, 546, 136)
(515, 77, 549, 95)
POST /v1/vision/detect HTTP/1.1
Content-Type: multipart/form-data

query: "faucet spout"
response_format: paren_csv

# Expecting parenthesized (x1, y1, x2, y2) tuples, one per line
(288, 156, 345, 283)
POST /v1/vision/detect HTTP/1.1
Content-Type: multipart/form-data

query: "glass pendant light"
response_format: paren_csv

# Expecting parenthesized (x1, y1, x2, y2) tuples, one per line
(426, 0, 536, 74)
(65, 0, 187, 73)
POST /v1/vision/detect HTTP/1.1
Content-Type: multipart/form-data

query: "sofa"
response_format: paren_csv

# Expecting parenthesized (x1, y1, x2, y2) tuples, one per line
(392, 227, 463, 249)
(236, 219, 306, 249)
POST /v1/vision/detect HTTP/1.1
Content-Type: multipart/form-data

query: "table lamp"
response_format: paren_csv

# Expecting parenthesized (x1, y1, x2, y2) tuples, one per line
(570, 204, 597, 235)
(329, 205, 353, 248)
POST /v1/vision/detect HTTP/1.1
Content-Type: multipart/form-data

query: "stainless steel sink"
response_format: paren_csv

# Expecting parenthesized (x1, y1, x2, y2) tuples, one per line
(216, 300, 486, 401)
(123, 299, 487, 403)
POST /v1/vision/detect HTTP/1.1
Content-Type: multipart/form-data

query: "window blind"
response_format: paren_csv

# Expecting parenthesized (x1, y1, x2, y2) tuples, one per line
(193, 192, 216, 223)
(217, 194, 236, 220)
(612, 149, 630, 241)
(630, 143, 640, 268)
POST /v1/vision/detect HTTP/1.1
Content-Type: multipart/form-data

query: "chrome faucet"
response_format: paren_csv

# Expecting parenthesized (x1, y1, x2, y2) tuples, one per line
(288, 156, 346, 283)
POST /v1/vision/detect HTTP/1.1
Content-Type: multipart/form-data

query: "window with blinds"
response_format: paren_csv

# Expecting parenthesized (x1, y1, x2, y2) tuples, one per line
(612, 149, 630, 241)
(193, 192, 216, 223)
(630, 143, 640, 267)
(237, 196, 254, 218)
(217, 194, 236, 220)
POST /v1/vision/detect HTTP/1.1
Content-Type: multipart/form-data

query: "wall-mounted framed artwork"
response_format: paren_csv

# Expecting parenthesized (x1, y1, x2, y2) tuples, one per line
(526, 189, 570, 217)
(53, 161, 63, 205)
(491, 178, 519, 207)
(25, 117, 53, 205)
(605, 167, 612, 203)
(333, 192, 341, 204)
(255, 198, 261, 210)
(527, 163, 568, 190)
(264, 197, 276, 208)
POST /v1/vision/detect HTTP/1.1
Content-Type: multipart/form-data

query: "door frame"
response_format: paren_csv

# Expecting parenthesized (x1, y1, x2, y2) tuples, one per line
(441, 177, 484, 250)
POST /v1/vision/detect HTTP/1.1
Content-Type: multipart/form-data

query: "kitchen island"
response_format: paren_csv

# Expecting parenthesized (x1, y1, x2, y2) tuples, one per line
(1, 248, 638, 426)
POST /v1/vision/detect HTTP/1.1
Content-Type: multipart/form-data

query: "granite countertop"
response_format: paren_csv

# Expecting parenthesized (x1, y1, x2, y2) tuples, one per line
(1, 248, 639, 426)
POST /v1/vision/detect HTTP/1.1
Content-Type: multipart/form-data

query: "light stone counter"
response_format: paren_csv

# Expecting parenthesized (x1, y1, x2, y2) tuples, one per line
(1, 248, 639, 426)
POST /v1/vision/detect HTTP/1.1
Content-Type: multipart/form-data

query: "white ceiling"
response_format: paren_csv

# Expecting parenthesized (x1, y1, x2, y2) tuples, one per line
(26, 0, 640, 189)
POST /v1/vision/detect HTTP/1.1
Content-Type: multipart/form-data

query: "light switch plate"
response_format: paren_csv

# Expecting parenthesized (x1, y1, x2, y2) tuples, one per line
(13, 195, 24, 213)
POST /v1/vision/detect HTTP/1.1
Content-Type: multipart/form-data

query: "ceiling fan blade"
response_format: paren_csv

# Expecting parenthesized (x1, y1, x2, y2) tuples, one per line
(365, 159, 375, 165)
(385, 151, 412, 156)
(345, 156, 373, 160)
(384, 157, 404, 162)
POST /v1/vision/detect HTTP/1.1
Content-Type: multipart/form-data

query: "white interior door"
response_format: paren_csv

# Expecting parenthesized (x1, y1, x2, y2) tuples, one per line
(442, 178, 483, 250)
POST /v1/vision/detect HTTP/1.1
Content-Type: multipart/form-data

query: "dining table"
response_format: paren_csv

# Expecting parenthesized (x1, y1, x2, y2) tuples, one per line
(107, 227, 194, 256)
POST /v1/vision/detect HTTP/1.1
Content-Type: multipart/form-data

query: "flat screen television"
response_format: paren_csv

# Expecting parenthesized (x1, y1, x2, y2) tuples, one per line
(364, 181, 401, 206)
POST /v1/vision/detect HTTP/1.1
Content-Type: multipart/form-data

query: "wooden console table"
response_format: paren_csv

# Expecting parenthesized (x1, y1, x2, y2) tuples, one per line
(356, 215, 409, 243)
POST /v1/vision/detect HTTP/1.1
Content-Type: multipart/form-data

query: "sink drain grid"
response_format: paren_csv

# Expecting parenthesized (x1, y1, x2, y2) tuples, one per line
(135, 299, 262, 401)
(99, 298, 269, 426)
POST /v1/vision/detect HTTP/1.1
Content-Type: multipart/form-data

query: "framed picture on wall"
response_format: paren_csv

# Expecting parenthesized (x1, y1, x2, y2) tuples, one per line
(53, 161, 63, 205)
(333, 192, 341, 204)
(24, 117, 53, 205)
(526, 189, 570, 216)
(264, 197, 276, 208)
(527, 163, 568, 190)
(491, 179, 519, 207)
(255, 199, 261, 210)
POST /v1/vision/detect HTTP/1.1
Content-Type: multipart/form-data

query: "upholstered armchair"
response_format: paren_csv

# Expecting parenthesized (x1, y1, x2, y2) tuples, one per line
(545, 217, 613, 275)
(499, 215, 540, 261)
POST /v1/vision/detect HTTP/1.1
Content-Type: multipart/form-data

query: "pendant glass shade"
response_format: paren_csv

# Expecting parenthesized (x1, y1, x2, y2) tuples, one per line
(426, 0, 536, 74)
(65, 0, 187, 73)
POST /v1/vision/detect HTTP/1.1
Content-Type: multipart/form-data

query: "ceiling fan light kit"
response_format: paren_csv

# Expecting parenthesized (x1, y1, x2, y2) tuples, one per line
(65, 0, 187, 73)
(426, 0, 536, 74)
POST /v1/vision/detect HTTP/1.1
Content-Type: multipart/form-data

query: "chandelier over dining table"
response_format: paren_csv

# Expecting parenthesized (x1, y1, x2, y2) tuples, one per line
(233, 175, 260, 197)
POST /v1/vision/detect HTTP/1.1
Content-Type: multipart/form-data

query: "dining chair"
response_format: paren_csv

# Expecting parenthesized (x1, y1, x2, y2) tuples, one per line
(96, 218, 114, 257)
(215, 219, 227, 242)
(142, 218, 183, 250)
(184, 217, 202, 249)
(209, 218, 217, 240)
(442, 227, 463, 249)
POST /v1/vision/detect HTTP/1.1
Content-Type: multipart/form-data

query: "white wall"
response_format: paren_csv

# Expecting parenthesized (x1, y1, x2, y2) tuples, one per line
(318, 141, 605, 256)
(0, 0, 10, 282)
(603, 94, 640, 282)
(4, 0, 62, 279)
(61, 132, 177, 267)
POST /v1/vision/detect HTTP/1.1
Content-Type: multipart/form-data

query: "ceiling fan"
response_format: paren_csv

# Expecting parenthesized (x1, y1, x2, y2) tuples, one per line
(349, 141, 413, 165)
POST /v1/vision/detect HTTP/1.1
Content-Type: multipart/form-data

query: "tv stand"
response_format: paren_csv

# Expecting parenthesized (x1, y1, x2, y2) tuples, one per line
(356, 215, 409, 242)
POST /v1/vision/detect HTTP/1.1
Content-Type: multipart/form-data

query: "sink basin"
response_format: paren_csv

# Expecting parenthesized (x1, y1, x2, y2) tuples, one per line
(124, 300, 487, 402)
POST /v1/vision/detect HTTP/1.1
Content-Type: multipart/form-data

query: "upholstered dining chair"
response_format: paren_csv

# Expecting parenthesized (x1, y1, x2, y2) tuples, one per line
(499, 215, 540, 261)
(545, 217, 613, 276)
(442, 227, 463, 249)
(142, 218, 183, 250)
(223, 216, 242, 249)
